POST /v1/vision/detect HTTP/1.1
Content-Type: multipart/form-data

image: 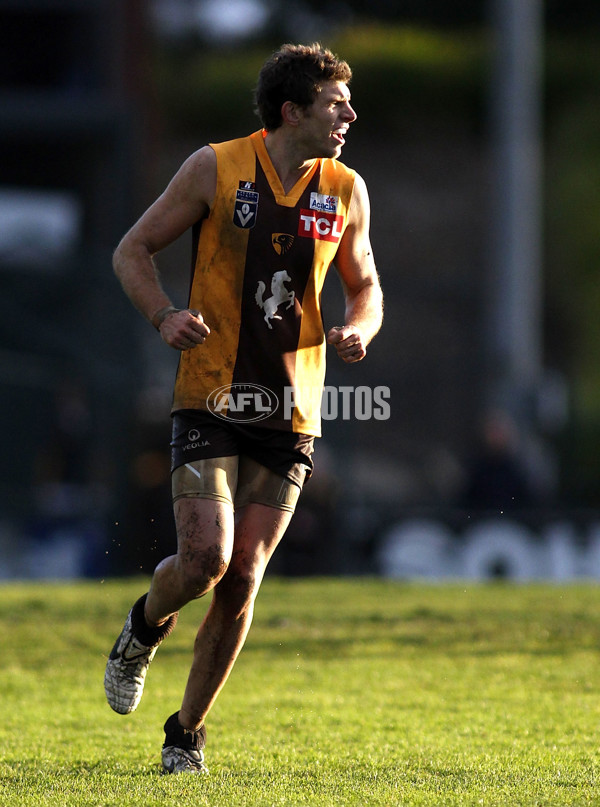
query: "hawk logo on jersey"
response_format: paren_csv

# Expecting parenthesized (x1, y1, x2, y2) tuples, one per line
(255, 270, 295, 329)
(272, 233, 294, 255)
(234, 186, 259, 228)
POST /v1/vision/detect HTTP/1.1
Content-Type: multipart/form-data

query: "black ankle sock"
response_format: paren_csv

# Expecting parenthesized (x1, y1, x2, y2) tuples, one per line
(163, 712, 206, 750)
(130, 594, 178, 647)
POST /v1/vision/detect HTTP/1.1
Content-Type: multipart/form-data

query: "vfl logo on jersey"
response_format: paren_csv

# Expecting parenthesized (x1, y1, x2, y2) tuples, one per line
(309, 192, 338, 214)
(255, 270, 295, 329)
(272, 233, 294, 255)
(234, 184, 259, 229)
(298, 209, 344, 243)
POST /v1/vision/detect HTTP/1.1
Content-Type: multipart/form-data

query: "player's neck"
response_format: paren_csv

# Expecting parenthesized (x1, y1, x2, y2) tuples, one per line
(263, 130, 316, 194)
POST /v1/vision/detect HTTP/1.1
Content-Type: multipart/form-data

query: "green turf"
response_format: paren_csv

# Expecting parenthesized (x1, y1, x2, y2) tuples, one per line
(0, 577, 598, 805)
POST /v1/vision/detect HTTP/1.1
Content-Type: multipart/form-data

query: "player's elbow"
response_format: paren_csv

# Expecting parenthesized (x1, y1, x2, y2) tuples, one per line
(112, 234, 151, 281)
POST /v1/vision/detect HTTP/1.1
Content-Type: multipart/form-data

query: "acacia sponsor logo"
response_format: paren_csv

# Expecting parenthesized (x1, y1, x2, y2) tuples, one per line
(309, 192, 338, 214)
(207, 383, 279, 422)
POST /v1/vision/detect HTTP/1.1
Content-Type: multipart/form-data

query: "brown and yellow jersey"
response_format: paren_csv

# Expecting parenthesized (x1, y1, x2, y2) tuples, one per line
(172, 129, 356, 436)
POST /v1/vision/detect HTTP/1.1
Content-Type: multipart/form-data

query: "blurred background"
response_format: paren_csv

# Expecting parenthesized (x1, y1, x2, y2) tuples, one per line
(1, 0, 600, 581)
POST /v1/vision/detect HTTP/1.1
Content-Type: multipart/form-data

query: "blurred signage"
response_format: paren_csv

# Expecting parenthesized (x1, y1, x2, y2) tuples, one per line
(0, 187, 81, 271)
(377, 517, 600, 581)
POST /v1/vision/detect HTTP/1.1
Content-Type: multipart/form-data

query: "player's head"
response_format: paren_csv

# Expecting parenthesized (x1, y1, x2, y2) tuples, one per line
(255, 43, 352, 131)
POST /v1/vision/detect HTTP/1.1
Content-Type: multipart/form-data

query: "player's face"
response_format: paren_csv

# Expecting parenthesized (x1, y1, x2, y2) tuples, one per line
(299, 80, 357, 159)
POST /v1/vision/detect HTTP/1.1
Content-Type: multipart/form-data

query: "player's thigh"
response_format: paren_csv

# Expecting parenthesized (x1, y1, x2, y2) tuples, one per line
(235, 500, 295, 554)
(173, 496, 236, 578)
(233, 457, 303, 560)
(172, 456, 238, 565)
(234, 457, 303, 513)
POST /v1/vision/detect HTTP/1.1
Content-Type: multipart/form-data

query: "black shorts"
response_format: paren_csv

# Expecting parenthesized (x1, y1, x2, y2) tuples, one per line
(171, 410, 314, 488)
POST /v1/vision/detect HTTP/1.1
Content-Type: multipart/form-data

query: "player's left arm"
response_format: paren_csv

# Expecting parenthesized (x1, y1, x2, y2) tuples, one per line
(327, 172, 383, 363)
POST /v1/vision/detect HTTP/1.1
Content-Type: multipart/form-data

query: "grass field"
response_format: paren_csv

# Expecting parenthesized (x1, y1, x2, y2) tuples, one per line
(0, 577, 599, 806)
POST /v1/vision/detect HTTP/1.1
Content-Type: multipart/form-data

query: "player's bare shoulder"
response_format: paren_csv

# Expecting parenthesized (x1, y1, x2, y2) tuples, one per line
(187, 144, 217, 175)
(347, 171, 371, 227)
(171, 146, 217, 213)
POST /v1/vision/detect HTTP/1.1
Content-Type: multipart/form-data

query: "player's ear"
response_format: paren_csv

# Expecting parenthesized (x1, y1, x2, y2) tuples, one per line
(281, 101, 301, 127)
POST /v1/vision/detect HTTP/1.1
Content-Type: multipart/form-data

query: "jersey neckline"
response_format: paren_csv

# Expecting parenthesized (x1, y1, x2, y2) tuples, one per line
(250, 130, 319, 208)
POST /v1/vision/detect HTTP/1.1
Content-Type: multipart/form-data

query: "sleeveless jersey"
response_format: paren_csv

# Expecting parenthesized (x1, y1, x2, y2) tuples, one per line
(172, 129, 356, 436)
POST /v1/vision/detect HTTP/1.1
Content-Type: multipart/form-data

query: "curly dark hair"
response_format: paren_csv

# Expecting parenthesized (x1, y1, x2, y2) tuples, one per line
(254, 43, 352, 131)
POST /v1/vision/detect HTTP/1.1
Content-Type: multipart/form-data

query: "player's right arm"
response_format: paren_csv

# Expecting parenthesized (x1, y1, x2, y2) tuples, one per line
(326, 172, 383, 363)
(112, 145, 217, 351)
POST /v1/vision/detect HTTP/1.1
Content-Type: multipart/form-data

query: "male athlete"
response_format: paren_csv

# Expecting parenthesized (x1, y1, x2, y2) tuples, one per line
(104, 43, 383, 774)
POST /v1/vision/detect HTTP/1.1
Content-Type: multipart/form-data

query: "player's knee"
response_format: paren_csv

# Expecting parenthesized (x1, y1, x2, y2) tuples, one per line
(216, 559, 262, 618)
(178, 543, 229, 598)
